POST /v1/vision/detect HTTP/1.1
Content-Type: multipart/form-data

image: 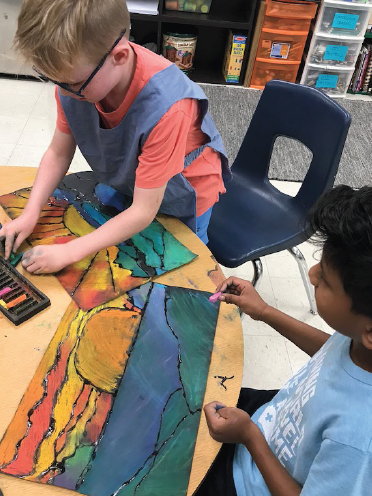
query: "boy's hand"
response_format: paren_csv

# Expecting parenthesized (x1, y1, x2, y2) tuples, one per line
(204, 401, 258, 445)
(22, 244, 73, 274)
(0, 212, 39, 259)
(216, 277, 269, 320)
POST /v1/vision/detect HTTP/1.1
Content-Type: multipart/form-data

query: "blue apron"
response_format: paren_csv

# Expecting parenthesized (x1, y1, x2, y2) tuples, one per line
(59, 63, 231, 232)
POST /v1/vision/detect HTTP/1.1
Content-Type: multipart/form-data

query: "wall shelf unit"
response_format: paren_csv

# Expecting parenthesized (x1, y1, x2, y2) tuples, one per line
(130, 0, 259, 84)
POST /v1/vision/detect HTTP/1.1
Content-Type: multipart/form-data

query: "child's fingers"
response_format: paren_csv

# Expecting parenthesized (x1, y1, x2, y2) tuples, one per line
(204, 402, 227, 422)
(216, 277, 239, 293)
(219, 293, 241, 306)
(4, 233, 16, 259)
(13, 233, 27, 252)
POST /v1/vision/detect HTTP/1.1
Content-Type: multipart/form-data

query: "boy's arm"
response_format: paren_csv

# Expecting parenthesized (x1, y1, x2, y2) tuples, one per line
(259, 305, 329, 357)
(0, 128, 76, 257)
(204, 403, 302, 496)
(21, 184, 167, 274)
(218, 277, 329, 357)
(24, 128, 76, 216)
(68, 184, 167, 261)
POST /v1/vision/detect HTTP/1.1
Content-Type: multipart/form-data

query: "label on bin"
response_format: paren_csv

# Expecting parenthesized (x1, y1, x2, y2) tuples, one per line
(315, 74, 339, 89)
(324, 44, 348, 62)
(332, 13, 359, 30)
(270, 42, 290, 59)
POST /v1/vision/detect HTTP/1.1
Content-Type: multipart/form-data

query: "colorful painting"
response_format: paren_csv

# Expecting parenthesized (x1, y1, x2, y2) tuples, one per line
(0, 173, 197, 311)
(0, 282, 220, 495)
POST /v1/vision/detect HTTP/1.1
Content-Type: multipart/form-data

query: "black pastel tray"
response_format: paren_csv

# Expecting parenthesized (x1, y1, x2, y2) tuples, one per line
(0, 256, 50, 326)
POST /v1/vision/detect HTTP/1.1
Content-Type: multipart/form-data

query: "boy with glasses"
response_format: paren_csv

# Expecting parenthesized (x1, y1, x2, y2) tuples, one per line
(0, 0, 230, 274)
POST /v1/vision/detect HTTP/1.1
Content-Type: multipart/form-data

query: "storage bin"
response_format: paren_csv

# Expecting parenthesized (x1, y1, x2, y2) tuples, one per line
(307, 33, 364, 66)
(165, 0, 213, 13)
(163, 31, 198, 74)
(250, 58, 300, 89)
(300, 63, 355, 96)
(265, 0, 318, 19)
(316, 0, 372, 37)
(256, 28, 308, 61)
(263, 15, 312, 32)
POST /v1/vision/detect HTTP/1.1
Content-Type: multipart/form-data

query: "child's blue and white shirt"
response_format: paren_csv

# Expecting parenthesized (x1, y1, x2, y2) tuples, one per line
(233, 332, 372, 496)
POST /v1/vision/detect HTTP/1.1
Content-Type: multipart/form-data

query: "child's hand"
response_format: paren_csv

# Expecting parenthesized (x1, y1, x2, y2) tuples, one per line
(22, 244, 74, 274)
(216, 277, 268, 320)
(0, 212, 38, 259)
(204, 401, 257, 445)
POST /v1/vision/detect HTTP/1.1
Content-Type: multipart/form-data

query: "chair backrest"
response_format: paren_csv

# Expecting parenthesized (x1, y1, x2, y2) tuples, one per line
(232, 80, 351, 212)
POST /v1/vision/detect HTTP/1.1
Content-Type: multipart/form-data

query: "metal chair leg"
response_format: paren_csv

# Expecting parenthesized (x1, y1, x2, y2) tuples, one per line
(251, 258, 263, 290)
(288, 246, 317, 315)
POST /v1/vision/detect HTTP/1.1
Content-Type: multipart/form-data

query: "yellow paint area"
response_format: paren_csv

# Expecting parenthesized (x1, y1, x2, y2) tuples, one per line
(64, 205, 96, 238)
(75, 308, 141, 393)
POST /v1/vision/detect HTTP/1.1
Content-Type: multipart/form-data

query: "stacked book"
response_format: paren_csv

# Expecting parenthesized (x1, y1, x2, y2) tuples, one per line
(349, 43, 372, 93)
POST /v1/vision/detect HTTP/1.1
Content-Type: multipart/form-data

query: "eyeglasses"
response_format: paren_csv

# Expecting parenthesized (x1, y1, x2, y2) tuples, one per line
(32, 28, 127, 98)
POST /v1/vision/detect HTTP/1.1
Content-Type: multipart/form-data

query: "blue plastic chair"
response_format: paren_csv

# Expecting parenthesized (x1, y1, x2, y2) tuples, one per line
(207, 80, 351, 313)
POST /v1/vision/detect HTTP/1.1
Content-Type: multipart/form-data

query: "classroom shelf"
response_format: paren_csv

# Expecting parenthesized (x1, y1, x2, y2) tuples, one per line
(129, 0, 259, 84)
(161, 10, 253, 29)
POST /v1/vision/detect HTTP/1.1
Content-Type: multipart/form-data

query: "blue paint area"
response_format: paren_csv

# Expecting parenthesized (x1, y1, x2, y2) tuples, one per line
(77, 284, 219, 496)
(79, 284, 182, 496)
(95, 184, 129, 211)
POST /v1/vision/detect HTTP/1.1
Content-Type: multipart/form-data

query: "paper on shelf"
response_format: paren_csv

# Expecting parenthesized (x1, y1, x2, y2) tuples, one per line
(127, 0, 159, 15)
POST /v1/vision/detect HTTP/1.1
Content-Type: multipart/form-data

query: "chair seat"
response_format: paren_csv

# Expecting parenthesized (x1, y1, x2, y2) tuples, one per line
(208, 173, 309, 268)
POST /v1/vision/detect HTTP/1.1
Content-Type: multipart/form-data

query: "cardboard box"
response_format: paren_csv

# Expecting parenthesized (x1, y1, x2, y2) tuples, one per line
(223, 31, 248, 83)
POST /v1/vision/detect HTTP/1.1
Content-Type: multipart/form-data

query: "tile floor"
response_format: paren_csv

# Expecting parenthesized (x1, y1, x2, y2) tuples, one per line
(0, 77, 336, 392)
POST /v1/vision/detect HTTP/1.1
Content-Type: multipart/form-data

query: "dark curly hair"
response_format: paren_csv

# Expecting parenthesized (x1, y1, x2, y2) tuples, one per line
(308, 185, 372, 319)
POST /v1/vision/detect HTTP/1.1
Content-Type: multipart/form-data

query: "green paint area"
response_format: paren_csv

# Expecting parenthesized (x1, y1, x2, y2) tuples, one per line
(119, 414, 200, 496)
(61, 446, 95, 487)
(155, 389, 190, 450)
(81, 203, 197, 276)
(167, 288, 220, 411)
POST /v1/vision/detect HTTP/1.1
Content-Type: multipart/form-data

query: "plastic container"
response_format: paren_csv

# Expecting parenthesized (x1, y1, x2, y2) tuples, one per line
(265, 0, 318, 19)
(307, 32, 364, 66)
(165, 0, 213, 13)
(300, 62, 355, 96)
(250, 58, 300, 89)
(316, 0, 372, 37)
(163, 31, 198, 74)
(256, 28, 308, 61)
(263, 15, 312, 32)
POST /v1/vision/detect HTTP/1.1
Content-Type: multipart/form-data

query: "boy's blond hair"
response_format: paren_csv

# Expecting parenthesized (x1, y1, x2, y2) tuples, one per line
(15, 0, 130, 80)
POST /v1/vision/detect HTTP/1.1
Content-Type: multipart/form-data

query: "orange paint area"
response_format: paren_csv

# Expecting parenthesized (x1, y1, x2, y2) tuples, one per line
(0, 295, 141, 481)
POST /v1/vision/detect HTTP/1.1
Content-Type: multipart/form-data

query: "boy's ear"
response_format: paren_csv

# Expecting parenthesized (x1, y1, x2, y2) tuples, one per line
(112, 42, 130, 67)
(361, 321, 372, 350)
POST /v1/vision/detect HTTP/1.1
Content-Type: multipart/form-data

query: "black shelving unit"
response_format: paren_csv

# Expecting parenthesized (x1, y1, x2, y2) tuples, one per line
(130, 0, 259, 84)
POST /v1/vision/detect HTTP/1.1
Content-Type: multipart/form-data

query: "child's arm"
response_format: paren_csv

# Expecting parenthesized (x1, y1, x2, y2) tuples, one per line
(217, 277, 329, 357)
(0, 129, 76, 258)
(21, 184, 167, 274)
(204, 403, 302, 496)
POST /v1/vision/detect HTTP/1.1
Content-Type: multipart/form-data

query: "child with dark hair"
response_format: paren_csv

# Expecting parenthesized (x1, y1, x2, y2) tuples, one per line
(196, 185, 372, 496)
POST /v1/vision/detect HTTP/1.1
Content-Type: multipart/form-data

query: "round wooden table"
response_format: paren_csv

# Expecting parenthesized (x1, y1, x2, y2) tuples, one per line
(0, 166, 243, 496)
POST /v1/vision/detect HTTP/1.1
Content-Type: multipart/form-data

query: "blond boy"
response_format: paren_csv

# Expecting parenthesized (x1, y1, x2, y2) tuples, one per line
(0, 0, 230, 273)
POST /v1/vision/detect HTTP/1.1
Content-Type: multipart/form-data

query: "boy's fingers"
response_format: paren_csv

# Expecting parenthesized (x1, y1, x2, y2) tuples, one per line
(4, 233, 16, 259)
(220, 293, 241, 306)
(13, 233, 26, 252)
(216, 277, 239, 293)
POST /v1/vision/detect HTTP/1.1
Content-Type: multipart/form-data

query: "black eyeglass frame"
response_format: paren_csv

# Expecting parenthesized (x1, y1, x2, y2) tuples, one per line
(32, 28, 127, 97)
